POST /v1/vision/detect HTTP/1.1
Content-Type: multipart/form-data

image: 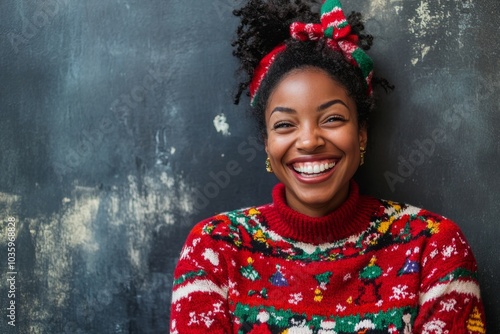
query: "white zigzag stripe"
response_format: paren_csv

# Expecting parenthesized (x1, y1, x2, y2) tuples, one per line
(419, 280, 480, 305)
(172, 279, 228, 304)
(324, 19, 347, 28)
(320, 6, 342, 19)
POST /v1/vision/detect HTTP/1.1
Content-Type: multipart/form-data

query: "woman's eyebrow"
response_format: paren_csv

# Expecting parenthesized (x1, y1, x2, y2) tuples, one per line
(270, 100, 349, 115)
(317, 99, 349, 112)
(270, 106, 296, 115)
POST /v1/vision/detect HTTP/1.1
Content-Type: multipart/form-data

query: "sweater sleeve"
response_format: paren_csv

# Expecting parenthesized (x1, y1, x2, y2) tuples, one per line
(413, 218, 486, 333)
(169, 220, 232, 334)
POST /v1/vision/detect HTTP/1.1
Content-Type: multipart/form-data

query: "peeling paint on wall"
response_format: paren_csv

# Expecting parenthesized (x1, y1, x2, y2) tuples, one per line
(213, 113, 231, 136)
(407, 0, 477, 66)
(0, 192, 20, 207)
(456, 0, 475, 49)
(0, 170, 194, 333)
(366, 0, 392, 16)
(365, 0, 405, 20)
(407, 0, 444, 65)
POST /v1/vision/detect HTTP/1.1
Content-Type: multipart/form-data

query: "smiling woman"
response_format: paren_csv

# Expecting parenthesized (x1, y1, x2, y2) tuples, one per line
(265, 68, 365, 217)
(169, 0, 486, 333)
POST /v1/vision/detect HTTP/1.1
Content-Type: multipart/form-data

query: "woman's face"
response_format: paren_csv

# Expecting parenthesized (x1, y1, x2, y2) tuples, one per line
(265, 67, 367, 217)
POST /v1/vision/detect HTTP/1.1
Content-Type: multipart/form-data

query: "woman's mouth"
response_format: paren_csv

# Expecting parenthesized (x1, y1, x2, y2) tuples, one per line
(291, 160, 337, 177)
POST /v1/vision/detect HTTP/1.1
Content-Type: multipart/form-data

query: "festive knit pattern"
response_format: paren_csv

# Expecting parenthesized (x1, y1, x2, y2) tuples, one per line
(170, 182, 485, 333)
(249, 0, 374, 107)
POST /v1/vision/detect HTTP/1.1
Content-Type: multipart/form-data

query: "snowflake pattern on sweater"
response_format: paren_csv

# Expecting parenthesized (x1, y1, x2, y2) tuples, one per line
(170, 183, 485, 334)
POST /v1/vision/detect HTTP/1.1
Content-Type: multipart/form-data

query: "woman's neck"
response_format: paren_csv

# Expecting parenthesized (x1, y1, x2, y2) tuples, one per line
(261, 181, 380, 244)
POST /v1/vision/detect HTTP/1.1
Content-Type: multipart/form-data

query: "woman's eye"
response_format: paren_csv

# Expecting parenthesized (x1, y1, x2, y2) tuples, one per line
(273, 122, 293, 129)
(325, 115, 345, 123)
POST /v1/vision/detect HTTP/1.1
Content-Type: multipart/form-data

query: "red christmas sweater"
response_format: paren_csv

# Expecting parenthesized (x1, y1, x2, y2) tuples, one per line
(170, 182, 486, 333)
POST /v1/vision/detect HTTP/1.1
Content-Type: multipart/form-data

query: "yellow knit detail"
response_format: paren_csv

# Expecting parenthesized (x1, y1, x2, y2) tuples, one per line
(466, 306, 486, 333)
(314, 288, 323, 302)
(426, 219, 440, 234)
(248, 208, 260, 216)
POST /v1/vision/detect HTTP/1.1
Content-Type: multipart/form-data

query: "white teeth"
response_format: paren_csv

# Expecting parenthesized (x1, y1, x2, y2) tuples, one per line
(293, 162, 336, 175)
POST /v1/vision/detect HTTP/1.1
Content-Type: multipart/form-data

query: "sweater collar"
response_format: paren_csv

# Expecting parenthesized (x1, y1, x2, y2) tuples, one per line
(260, 180, 379, 244)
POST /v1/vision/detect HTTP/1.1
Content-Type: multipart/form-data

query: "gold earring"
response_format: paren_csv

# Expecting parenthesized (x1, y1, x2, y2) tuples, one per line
(265, 157, 273, 173)
(360, 147, 366, 166)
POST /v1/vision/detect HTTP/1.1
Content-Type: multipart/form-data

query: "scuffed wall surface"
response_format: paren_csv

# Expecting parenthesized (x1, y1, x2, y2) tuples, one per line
(0, 0, 498, 333)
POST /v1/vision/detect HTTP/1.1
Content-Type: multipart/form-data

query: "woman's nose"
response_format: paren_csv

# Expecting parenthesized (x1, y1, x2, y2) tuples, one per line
(295, 126, 325, 152)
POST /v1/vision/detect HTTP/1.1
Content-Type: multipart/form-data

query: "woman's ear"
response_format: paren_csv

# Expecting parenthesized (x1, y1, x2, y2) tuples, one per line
(264, 138, 269, 155)
(359, 126, 368, 148)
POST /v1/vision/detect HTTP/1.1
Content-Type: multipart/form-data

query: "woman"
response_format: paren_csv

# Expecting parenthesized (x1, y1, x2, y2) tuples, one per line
(169, 0, 486, 333)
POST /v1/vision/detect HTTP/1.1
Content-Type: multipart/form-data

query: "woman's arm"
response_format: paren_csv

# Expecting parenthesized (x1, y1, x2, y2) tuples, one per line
(414, 219, 486, 333)
(170, 221, 232, 334)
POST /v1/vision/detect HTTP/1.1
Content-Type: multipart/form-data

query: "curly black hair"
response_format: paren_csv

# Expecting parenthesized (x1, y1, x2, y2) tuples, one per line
(232, 0, 390, 139)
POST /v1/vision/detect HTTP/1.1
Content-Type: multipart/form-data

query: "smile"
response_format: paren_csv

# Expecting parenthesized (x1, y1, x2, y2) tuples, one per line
(292, 160, 336, 176)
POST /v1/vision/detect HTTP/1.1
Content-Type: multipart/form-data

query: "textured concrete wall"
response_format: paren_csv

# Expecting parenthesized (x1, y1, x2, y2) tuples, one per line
(0, 0, 498, 333)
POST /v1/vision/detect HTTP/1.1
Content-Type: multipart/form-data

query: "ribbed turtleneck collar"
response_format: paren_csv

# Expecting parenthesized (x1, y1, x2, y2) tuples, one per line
(260, 181, 380, 244)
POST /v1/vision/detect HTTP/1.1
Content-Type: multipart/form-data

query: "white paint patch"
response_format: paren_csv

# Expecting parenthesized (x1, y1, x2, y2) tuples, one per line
(0, 192, 20, 242)
(155, 128, 177, 165)
(0, 191, 20, 206)
(202, 248, 219, 266)
(60, 195, 100, 250)
(26, 188, 101, 314)
(408, 1, 441, 65)
(365, 0, 404, 19)
(407, 0, 468, 65)
(366, 0, 389, 16)
(108, 193, 121, 225)
(213, 113, 231, 136)
(22, 168, 196, 327)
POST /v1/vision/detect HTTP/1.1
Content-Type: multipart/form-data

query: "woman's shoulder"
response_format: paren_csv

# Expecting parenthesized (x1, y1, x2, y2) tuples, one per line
(372, 197, 466, 239)
(186, 204, 272, 240)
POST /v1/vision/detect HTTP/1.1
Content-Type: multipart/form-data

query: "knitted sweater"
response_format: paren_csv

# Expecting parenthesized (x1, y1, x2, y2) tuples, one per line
(170, 182, 486, 333)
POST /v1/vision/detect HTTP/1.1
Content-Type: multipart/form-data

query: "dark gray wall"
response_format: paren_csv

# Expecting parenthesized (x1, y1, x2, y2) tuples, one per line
(0, 0, 498, 333)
